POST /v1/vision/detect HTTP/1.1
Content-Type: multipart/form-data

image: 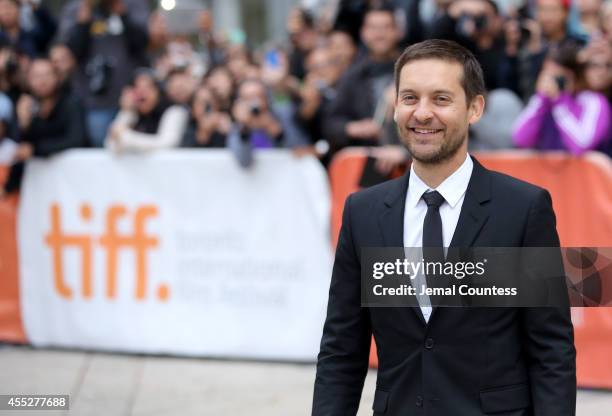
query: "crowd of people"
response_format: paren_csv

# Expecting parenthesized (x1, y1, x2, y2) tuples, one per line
(0, 0, 611, 196)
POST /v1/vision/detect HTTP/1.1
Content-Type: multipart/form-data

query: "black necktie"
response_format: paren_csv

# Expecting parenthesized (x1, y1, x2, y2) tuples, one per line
(422, 191, 445, 289)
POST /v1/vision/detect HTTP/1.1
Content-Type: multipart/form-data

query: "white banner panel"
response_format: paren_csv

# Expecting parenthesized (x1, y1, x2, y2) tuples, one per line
(18, 149, 332, 361)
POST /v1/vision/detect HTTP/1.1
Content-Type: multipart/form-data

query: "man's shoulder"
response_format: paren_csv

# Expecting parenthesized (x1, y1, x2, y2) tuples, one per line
(347, 174, 407, 210)
(486, 168, 548, 203)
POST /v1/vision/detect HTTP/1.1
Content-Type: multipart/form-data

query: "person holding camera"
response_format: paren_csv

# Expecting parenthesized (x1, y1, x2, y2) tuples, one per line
(518, 0, 587, 98)
(181, 84, 230, 148)
(296, 46, 341, 147)
(323, 4, 402, 149)
(227, 78, 283, 167)
(512, 43, 611, 155)
(1, 58, 87, 196)
(427, 0, 520, 94)
(60, 0, 149, 147)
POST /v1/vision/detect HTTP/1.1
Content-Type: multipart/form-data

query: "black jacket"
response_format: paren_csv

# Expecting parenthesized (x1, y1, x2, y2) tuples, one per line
(3, 91, 87, 193)
(312, 156, 576, 416)
(21, 91, 88, 156)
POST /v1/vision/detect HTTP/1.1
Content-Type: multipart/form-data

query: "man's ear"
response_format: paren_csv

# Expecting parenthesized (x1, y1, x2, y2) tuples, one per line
(393, 111, 398, 123)
(468, 95, 485, 125)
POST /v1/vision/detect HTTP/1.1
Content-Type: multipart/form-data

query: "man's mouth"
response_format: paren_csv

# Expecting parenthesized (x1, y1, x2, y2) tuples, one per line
(409, 128, 444, 135)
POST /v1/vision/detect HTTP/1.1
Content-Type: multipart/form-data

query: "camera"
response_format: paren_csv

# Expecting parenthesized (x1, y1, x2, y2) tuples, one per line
(473, 14, 487, 31)
(457, 13, 488, 37)
(86, 55, 113, 95)
(555, 75, 566, 91)
(249, 103, 261, 117)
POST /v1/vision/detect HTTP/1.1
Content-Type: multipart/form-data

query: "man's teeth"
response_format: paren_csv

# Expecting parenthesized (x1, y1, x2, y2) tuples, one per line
(413, 128, 439, 133)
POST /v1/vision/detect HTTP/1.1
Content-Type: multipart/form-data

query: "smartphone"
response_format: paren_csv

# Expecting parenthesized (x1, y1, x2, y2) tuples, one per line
(265, 50, 281, 69)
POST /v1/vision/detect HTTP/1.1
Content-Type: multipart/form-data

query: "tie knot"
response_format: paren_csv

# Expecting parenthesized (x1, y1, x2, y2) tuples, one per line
(422, 190, 445, 208)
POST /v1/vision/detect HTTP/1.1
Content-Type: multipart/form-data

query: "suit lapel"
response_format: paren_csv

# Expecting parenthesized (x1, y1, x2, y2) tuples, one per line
(378, 170, 428, 325)
(378, 171, 409, 248)
(449, 156, 491, 248)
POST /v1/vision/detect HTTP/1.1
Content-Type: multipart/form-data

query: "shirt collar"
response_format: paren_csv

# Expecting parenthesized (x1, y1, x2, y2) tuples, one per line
(407, 153, 473, 209)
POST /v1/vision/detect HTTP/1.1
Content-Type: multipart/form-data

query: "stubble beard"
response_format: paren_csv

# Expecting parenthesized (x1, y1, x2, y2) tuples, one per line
(397, 124, 468, 165)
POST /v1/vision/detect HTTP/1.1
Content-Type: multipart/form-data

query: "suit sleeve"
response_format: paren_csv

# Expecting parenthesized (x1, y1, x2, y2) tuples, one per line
(520, 189, 577, 416)
(312, 194, 371, 416)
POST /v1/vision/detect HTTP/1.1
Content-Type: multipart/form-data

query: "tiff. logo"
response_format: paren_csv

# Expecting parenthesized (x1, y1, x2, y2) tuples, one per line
(44, 203, 169, 301)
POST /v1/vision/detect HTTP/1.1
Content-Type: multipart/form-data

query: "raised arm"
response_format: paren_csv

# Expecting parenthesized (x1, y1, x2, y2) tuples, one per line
(512, 93, 552, 149)
(551, 91, 611, 155)
(111, 106, 189, 152)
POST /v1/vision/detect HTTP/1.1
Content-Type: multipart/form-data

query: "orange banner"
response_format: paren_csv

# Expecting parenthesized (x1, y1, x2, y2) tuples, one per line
(0, 165, 26, 343)
(328, 149, 612, 389)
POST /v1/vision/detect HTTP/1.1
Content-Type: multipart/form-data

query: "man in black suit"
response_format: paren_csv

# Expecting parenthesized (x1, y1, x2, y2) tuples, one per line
(312, 39, 576, 416)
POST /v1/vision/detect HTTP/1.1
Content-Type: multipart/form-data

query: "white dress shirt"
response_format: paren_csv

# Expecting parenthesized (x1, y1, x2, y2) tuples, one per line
(403, 153, 474, 322)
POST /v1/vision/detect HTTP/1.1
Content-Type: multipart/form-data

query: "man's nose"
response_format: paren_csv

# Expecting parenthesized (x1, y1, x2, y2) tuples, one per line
(413, 100, 434, 124)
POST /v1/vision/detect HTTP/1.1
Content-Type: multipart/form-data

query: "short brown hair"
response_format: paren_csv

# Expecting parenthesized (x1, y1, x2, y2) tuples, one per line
(394, 39, 486, 104)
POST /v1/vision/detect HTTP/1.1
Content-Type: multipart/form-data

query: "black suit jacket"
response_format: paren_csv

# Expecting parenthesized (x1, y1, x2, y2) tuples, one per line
(312, 156, 576, 416)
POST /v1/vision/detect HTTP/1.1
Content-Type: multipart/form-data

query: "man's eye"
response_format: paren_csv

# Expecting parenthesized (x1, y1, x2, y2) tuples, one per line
(402, 96, 416, 103)
(435, 96, 451, 103)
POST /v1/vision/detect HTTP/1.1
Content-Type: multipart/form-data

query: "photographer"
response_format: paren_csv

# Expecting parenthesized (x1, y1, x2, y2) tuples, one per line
(512, 43, 611, 155)
(0, 42, 21, 102)
(181, 84, 230, 148)
(227, 78, 283, 167)
(519, 0, 587, 97)
(1, 58, 87, 195)
(428, 0, 520, 94)
(60, 0, 149, 147)
(204, 66, 235, 113)
(323, 4, 402, 149)
(293, 45, 344, 162)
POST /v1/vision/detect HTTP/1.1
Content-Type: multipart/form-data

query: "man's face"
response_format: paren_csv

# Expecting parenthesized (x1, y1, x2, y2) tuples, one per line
(394, 59, 484, 164)
(238, 81, 268, 113)
(537, 0, 568, 37)
(361, 11, 400, 58)
(306, 48, 342, 86)
(28, 60, 58, 99)
(0, 0, 19, 29)
(49, 45, 76, 82)
(166, 72, 196, 105)
(328, 31, 356, 70)
(206, 68, 233, 100)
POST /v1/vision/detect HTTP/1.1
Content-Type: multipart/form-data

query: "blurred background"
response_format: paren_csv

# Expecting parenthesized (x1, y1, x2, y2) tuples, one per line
(0, 0, 611, 414)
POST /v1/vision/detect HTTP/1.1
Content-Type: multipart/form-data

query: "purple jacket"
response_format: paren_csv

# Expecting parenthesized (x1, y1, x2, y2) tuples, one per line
(512, 91, 611, 155)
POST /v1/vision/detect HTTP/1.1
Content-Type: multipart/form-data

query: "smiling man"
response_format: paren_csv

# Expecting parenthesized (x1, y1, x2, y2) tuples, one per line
(312, 40, 576, 416)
